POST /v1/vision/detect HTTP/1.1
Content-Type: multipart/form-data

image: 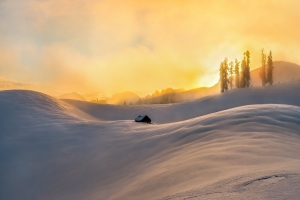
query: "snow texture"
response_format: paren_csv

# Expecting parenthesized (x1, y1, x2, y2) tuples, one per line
(1, 82, 300, 200)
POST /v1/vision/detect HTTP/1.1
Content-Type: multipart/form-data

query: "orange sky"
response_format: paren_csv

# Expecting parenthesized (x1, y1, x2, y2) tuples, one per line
(1, 0, 300, 97)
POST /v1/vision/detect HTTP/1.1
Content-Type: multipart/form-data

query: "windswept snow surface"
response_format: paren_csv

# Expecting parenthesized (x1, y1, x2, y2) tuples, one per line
(1, 83, 300, 200)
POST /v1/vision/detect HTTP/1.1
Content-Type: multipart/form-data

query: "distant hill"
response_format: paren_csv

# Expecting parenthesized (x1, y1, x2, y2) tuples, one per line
(185, 61, 300, 99)
(107, 91, 140, 105)
(250, 61, 300, 86)
(80, 92, 110, 102)
(176, 83, 220, 102)
(137, 81, 220, 104)
(59, 92, 86, 101)
(62, 81, 300, 123)
(140, 61, 300, 104)
(141, 88, 186, 104)
(59, 61, 300, 105)
(81, 93, 101, 101)
(140, 84, 219, 104)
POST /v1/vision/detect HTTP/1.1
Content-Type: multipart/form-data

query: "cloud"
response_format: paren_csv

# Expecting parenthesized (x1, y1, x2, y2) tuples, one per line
(0, 76, 35, 90)
(1, 0, 300, 96)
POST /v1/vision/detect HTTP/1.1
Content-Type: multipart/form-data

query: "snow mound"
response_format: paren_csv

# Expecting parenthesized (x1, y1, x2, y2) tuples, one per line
(0, 90, 73, 123)
(1, 88, 300, 200)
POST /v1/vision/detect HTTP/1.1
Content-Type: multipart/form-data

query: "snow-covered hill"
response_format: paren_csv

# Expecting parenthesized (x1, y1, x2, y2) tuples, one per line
(140, 61, 300, 103)
(63, 81, 300, 124)
(1, 83, 300, 200)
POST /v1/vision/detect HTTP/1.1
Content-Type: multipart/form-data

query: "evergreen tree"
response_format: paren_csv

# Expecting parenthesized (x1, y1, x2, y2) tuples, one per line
(267, 51, 274, 85)
(219, 62, 224, 93)
(234, 59, 240, 88)
(244, 50, 251, 87)
(223, 58, 229, 91)
(229, 61, 234, 90)
(240, 56, 246, 87)
(260, 48, 267, 86)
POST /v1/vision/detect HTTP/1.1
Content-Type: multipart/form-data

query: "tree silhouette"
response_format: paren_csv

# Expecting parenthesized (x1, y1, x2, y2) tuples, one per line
(234, 59, 240, 88)
(267, 51, 274, 85)
(219, 62, 224, 93)
(244, 50, 251, 87)
(229, 61, 234, 90)
(223, 58, 229, 91)
(260, 49, 267, 86)
(240, 56, 246, 88)
(219, 51, 250, 90)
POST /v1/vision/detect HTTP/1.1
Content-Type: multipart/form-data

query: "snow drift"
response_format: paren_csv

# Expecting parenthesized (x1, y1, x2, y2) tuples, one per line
(1, 83, 300, 200)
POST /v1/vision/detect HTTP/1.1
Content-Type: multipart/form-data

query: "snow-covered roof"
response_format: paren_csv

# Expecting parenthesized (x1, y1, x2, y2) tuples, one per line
(136, 115, 150, 121)
(135, 115, 145, 121)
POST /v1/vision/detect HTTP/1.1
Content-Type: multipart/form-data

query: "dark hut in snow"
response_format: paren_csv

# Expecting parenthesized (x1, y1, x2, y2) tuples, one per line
(135, 115, 151, 123)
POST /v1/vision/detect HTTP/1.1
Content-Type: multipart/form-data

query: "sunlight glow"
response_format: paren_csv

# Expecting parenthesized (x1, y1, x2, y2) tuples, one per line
(0, 0, 300, 96)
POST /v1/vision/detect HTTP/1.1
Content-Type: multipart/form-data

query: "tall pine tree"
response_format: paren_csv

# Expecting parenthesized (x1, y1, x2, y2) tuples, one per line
(267, 51, 274, 85)
(234, 59, 240, 88)
(229, 61, 234, 90)
(244, 50, 251, 87)
(240, 55, 246, 88)
(223, 58, 229, 91)
(260, 49, 267, 86)
(219, 62, 224, 93)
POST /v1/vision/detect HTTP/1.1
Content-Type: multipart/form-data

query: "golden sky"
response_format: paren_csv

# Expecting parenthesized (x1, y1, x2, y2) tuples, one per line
(1, 0, 300, 96)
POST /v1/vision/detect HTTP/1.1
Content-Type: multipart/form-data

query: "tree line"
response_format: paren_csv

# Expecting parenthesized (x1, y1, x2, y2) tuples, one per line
(219, 50, 274, 93)
(260, 49, 274, 86)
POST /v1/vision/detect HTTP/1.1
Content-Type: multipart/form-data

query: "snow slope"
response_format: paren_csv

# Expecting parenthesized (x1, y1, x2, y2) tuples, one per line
(63, 81, 300, 124)
(1, 85, 300, 200)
